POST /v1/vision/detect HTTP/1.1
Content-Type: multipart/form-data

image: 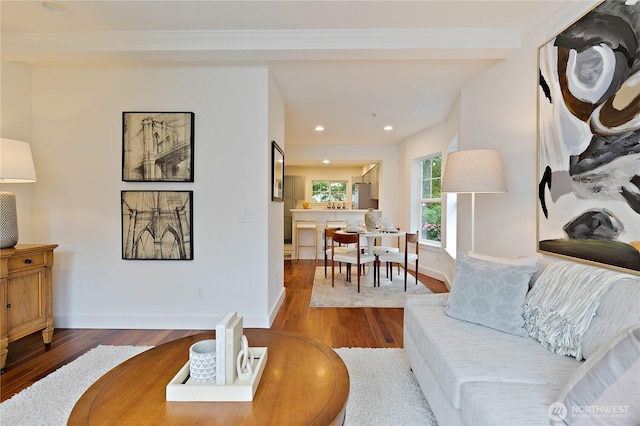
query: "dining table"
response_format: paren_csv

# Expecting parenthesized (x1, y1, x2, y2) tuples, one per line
(336, 229, 406, 282)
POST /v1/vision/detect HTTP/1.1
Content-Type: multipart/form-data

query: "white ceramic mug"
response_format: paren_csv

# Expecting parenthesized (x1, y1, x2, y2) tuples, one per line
(189, 339, 217, 382)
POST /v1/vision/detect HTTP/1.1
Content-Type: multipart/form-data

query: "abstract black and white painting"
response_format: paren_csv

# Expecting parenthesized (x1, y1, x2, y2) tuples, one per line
(537, 0, 640, 273)
(122, 112, 194, 182)
(122, 191, 193, 260)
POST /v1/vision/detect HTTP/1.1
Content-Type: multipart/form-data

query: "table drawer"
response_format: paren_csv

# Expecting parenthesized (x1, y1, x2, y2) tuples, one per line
(7, 252, 46, 271)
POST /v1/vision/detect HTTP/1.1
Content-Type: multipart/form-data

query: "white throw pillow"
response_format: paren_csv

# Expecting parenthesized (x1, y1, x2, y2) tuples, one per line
(468, 251, 542, 289)
(582, 277, 640, 359)
(445, 253, 538, 337)
(468, 251, 539, 266)
(552, 326, 640, 425)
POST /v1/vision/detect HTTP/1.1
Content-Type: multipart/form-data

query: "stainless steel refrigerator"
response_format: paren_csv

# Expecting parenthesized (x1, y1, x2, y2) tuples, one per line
(352, 183, 378, 209)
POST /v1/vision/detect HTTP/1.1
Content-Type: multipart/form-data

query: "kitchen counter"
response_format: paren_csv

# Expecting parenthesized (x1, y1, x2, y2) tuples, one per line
(291, 209, 381, 259)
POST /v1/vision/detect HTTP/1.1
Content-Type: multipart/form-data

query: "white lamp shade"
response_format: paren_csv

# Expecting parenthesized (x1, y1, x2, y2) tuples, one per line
(441, 149, 507, 193)
(0, 138, 37, 183)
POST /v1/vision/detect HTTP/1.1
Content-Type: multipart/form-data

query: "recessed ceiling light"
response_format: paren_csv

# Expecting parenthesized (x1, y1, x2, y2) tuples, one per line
(322, 160, 331, 164)
(384, 125, 393, 131)
(42, 1, 69, 15)
(315, 126, 325, 132)
(626, 0, 638, 5)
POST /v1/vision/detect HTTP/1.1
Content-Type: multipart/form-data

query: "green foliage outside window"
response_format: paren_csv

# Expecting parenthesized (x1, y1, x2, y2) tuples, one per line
(422, 202, 442, 241)
(421, 156, 442, 242)
(312, 180, 347, 203)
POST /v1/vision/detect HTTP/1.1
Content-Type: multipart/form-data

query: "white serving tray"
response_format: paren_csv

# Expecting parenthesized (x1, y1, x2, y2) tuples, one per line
(166, 347, 267, 402)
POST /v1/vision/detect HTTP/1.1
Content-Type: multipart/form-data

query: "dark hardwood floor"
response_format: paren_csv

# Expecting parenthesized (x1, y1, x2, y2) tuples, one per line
(1, 259, 447, 401)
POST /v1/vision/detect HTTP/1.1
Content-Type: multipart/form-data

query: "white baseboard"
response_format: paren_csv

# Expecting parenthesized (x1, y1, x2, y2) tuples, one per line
(54, 313, 271, 329)
(268, 286, 286, 326)
(418, 264, 451, 289)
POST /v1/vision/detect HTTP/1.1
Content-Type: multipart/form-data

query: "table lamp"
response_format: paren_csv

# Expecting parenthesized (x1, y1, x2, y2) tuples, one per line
(441, 149, 507, 252)
(0, 138, 37, 248)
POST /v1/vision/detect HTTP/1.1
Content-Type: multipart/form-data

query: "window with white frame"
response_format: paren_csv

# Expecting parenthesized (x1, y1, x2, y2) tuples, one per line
(312, 180, 347, 203)
(420, 155, 442, 243)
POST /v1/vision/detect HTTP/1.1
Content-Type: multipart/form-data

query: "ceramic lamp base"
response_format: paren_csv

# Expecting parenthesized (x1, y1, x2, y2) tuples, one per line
(0, 191, 18, 248)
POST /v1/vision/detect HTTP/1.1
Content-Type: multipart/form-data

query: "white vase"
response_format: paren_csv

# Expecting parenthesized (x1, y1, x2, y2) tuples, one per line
(364, 208, 380, 231)
(189, 339, 217, 382)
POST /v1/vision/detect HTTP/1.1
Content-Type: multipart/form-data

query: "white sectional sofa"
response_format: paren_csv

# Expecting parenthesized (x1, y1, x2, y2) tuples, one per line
(404, 254, 640, 425)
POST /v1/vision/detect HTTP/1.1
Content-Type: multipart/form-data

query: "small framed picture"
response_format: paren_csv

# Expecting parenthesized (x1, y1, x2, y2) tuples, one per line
(272, 141, 284, 202)
(122, 112, 194, 182)
(121, 190, 193, 260)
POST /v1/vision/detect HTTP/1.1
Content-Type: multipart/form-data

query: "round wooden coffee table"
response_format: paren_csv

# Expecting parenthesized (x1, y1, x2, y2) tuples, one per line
(68, 329, 349, 425)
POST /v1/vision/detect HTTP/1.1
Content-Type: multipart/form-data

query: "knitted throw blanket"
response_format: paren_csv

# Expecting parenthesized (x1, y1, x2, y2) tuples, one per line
(523, 262, 634, 360)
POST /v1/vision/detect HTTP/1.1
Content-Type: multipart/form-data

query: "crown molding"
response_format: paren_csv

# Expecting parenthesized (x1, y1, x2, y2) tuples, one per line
(2, 27, 522, 63)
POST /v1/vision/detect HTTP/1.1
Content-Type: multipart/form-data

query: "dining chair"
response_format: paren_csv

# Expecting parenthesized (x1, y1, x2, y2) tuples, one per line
(377, 232, 419, 291)
(372, 228, 400, 278)
(323, 226, 354, 278)
(331, 232, 376, 293)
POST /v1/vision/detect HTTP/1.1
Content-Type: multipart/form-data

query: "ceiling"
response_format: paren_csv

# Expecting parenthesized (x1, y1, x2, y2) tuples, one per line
(1, 0, 560, 166)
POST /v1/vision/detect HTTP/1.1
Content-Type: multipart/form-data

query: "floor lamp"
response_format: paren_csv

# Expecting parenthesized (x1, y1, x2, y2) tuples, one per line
(0, 138, 37, 248)
(441, 149, 507, 252)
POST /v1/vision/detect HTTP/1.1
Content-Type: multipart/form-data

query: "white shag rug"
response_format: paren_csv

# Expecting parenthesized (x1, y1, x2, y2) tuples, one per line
(335, 347, 437, 426)
(0, 345, 152, 426)
(0, 346, 436, 426)
(311, 266, 432, 307)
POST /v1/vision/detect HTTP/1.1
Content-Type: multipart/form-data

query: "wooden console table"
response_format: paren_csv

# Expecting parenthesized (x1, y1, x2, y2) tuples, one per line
(69, 328, 350, 425)
(0, 244, 58, 372)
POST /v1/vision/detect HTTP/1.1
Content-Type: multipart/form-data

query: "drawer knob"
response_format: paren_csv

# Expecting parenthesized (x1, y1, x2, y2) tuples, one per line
(24, 258, 32, 264)
(6, 304, 10, 309)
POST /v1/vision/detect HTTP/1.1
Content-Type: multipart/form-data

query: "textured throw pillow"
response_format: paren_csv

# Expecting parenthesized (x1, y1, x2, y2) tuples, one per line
(445, 253, 538, 337)
(469, 251, 542, 289)
(552, 326, 640, 425)
(581, 277, 640, 359)
(468, 251, 539, 266)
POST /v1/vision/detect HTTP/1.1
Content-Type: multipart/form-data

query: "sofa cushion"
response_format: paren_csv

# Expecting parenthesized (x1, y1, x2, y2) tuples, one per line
(555, 326, 640, 425)
(445, 253, 537, 337)
(582, 276, 640, 359)
(461, 381, 563, 425)
(404, 303, 581, 409)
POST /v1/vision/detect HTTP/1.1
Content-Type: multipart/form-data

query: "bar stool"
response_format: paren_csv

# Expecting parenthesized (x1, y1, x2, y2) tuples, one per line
(295, 220, 318, 261)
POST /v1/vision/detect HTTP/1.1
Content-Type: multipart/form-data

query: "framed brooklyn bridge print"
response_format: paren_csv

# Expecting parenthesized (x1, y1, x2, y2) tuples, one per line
(121, 190, 193, 260)
(122, 112, 195, 182)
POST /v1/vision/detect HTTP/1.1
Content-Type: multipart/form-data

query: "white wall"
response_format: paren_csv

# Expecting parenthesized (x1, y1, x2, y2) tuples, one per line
(2, 1, 602, 329)
(400, 120, 454, 284)
(6, 64, 283, 328)
(267, 72, 286, 324)
(1, 62, 36, 243)
(396, 1, 599, 284)
(456, 1, 596, 259)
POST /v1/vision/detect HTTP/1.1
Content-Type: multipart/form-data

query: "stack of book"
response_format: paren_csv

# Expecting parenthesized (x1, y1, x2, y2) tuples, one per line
(167, 311, 268, 401)
(215, 311, 243, 385)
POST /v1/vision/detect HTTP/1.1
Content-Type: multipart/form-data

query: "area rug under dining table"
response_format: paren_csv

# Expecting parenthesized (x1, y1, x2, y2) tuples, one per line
(310, 266, 432, 307)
